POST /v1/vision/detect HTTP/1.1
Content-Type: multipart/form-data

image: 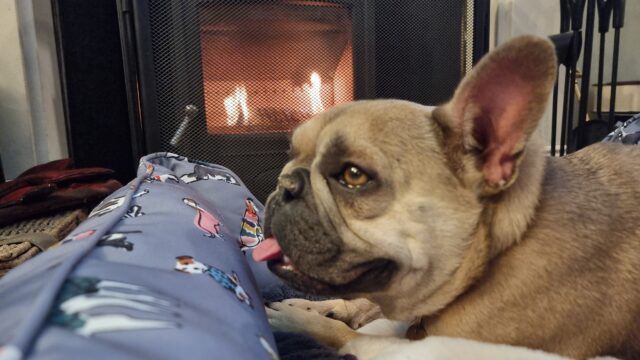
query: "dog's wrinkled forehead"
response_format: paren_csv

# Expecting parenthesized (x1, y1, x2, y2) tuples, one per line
(286, 100, 435, 171)
(285, 105, 345, 170)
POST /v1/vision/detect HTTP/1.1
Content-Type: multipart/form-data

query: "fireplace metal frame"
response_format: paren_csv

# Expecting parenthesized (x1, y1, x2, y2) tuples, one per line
(119, 0, 375, 156)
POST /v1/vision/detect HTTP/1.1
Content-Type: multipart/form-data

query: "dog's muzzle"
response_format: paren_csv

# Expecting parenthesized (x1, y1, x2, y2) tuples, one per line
(258, 167, 397, 295)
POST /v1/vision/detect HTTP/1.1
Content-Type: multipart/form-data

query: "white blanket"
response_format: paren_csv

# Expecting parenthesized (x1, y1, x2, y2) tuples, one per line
(347, 319, 617, 360)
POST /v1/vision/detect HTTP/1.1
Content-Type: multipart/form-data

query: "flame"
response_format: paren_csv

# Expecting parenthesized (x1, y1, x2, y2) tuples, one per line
(224, 86, 250, 126)
(309, 72, 324, 114)
(237, 86, 249, 122)
(223, 72, 323, 127)
(223, 96, 238, 126)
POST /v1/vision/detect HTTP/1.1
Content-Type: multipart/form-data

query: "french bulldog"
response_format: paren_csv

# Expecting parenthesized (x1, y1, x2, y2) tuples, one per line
(254, 35, 640, 359)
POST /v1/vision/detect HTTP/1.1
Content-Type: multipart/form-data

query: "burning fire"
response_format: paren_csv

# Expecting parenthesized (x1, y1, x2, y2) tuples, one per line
(223, 72, 324, 127)
(308, 72, 324, 114)
(224, 86, 250, 126)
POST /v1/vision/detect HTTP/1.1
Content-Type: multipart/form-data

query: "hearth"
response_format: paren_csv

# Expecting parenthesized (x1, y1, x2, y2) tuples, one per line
(118, 0, 489, 201)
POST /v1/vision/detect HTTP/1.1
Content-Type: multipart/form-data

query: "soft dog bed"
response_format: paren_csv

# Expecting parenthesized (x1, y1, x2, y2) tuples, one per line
(0, 153, 279, 360)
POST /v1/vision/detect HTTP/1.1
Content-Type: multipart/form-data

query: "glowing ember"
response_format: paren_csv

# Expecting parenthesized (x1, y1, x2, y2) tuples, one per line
(224, 86, 250, 126)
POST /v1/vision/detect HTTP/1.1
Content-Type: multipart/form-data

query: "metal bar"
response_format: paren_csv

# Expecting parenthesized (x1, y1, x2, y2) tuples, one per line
(608, 0, 625, 128)
(561, 0, 586, 155)
(596, 0, 613, 129)
(566, 64, 577, 153)
(560, 0, 571, 32)
(608, 27, 621, 128)
(560, 67, 571, 156)
(551, 75, 559, 156)
(556, 0, 571, 156)
(576, 0, 596, 150)
(552, 0, 571, 156)
(117, 0, 146, 166)
(50, 0, 75, 160)
(596, 32, 606, 120)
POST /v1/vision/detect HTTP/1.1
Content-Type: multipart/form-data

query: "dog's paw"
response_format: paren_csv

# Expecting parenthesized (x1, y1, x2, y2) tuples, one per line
(280, 298, 382, 329)
(280, 298, 339, 316)
(266, 301, 357, 349)
(266, 301, 321, 334)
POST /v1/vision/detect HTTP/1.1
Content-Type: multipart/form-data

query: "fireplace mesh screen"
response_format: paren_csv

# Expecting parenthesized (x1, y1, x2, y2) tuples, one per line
(198, 3, 354, 135)
(372, 1, 469, 104)
(147, 0, 356, 201)
(143, 0, 475, 202)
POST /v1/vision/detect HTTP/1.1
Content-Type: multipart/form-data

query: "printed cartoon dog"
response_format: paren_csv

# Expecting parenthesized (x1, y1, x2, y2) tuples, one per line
(174, 256, 251, 307)
(122, 205, 144, 219)
(97, 232, 138, 251)
(239, 198, 264, 250)
(144, 174, 179, 183)
(88, 196, 126, 218)
(180, 164, 239, 185)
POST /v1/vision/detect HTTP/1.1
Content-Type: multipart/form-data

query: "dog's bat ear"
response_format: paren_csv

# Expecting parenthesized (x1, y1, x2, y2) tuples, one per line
(434, 35, 556, 189)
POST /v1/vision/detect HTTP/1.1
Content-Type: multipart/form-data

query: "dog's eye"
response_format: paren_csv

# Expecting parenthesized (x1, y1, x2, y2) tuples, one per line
(338, 165, 370, 188)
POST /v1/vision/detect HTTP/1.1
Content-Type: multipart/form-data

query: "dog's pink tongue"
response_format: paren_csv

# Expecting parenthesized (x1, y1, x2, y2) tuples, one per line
(252, 237, 283, 262)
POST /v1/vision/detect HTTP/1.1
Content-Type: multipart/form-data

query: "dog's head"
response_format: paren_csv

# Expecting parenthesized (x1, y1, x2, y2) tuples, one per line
(257, 36, 557, 319)
(175, 256, 208, 274)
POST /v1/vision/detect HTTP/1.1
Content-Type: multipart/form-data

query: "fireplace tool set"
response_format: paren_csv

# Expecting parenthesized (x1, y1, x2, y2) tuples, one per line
(549, 0, 626, 156)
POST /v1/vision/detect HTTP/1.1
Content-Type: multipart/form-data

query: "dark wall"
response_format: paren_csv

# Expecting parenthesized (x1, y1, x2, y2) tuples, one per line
(53, 0, 135, 184)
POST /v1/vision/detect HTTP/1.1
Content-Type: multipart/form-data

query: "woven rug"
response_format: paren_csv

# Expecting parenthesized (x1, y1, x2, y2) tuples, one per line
(0, 208, 87, 277)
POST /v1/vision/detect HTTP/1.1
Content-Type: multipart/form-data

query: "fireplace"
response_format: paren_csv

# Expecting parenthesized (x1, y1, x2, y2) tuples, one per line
(198, 3, 354, 135)
(117, 0, 489, 201)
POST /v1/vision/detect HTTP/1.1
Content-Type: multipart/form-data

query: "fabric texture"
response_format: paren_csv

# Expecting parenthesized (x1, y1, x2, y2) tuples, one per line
(0, 153, 280, 360)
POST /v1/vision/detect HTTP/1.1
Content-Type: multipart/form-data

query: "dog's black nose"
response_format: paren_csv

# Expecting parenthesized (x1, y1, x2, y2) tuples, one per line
(279, 168, 310, 202)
